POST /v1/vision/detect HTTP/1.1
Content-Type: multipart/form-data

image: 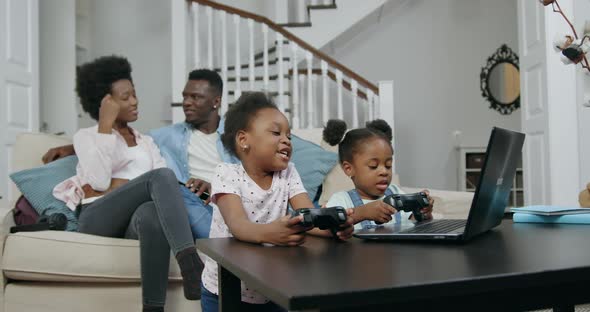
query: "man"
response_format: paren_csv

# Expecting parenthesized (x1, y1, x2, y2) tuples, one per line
(148, 69, 238, 239)
(43, 69, 237, 239)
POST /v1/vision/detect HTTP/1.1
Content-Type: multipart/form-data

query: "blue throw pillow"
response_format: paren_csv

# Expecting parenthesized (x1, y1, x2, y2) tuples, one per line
(9, 156, 79, 231)
(290, 135, 338, 207)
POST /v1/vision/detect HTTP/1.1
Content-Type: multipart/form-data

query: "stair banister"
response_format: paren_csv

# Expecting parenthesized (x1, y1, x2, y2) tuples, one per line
(173, 0, 394, 137)
(188, 0, 378, 95)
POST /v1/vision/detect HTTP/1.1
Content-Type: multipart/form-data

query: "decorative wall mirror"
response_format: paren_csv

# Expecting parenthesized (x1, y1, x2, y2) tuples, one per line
(480, 44, 520, 115)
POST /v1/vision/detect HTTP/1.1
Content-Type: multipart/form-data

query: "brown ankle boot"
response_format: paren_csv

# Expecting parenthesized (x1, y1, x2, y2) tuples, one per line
(175, 247, 203, 300)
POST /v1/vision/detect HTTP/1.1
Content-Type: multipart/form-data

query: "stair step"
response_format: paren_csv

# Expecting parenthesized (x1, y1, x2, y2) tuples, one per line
(277, 22, 312, 28)
(227, 74, 290, 82)
(214, 57, 290, 72)
(308, 4, 337, 10)
(228, 90, 291, 97)
(253, 40, 290, 61)
(277, 2, 337, 27)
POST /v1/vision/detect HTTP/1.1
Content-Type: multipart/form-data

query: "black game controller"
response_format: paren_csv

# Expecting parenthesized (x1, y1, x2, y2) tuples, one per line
(383, 192, 430, 222)
(290, 207, 347, 237)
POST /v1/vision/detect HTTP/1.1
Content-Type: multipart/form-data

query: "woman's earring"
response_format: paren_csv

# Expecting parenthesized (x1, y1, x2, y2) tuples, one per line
(242, 145, 249, 151)
(213, 105, 217, 109)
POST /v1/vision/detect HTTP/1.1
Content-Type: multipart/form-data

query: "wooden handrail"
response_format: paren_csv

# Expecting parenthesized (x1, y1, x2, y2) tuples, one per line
(189, 0, 379, 94)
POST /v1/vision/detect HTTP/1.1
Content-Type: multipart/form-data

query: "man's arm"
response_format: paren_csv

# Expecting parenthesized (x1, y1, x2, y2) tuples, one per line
(42, 144, 75, 164)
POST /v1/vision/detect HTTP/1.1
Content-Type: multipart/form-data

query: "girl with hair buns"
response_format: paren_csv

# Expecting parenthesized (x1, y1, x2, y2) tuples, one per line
(324, 119, 435, 229)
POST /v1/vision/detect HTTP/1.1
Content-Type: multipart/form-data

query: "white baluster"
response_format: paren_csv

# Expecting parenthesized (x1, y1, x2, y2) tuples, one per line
(220, 11, 228, 114)
(306, 51, 313, 129)
(351, 80, 358, 128)
(321, 60, 328, 124)
(262, 24, 269, 91)
(374, 93, 380, 118)
(206, 6, 213, 70)
(291, 43, 300, 129)
(336, 70, 343, 120)
(311, 75, 319, 127)
(367, 89, 375, 121)
(248, 19, 255, 90)
(233, 15, 241, 101)
(277, 34, 285, 113)
(299, 75, 306, 127)
(191, 3, 200, 69)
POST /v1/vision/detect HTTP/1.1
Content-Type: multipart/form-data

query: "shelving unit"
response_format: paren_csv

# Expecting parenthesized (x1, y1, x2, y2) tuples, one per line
(458, 146, 523, 209)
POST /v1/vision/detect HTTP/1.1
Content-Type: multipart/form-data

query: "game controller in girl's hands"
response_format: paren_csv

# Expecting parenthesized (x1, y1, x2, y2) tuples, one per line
(290, 207, 347, 237)
(383, 192, 429, 222)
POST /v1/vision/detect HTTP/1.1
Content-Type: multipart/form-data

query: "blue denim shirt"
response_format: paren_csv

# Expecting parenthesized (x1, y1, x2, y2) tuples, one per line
(147, 118, 239, 183)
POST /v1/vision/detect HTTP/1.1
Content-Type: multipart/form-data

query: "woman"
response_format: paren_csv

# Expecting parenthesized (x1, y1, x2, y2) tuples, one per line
(53, 56, 200, 312)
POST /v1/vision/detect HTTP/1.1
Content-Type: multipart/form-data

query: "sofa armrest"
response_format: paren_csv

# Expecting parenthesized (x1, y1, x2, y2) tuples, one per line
(0, 206, 14, 311)
(401, 187, 474, 220)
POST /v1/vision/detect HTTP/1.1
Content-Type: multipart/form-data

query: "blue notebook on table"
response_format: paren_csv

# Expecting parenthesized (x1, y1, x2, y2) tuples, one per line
(513, 213, 590, 224)
(510, 205, 590, 216)
(511, 205, 590, 224)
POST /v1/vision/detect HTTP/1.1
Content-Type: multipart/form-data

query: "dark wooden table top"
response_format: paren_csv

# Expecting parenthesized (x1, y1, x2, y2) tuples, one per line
(196, 221, 590, 311)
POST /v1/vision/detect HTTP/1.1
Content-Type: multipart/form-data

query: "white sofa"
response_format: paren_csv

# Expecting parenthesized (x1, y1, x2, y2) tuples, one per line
(0, 131, 473, 312)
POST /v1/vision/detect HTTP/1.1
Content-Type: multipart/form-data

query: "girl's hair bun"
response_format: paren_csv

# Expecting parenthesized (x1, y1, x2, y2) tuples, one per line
(323, 119, 347, 146)
(366, 119, 392, 141)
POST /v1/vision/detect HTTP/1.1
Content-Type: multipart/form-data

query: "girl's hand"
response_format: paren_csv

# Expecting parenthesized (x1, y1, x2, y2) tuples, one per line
(264, 215, 312, 246)
(355, 201, 397, 224)
(416, 189, 434, 221)
(98, 94, 120, 132)
(334, 208, 355, 240)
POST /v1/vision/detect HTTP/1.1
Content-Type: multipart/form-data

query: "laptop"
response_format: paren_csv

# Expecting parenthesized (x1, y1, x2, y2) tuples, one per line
(354, 127, 525, 242)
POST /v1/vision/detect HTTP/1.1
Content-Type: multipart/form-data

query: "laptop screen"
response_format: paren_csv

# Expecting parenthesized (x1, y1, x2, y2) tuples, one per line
(463, 127, 525, 240)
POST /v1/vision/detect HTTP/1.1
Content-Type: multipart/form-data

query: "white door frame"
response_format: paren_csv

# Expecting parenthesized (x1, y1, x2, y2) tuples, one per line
(0, 0, 40, 205)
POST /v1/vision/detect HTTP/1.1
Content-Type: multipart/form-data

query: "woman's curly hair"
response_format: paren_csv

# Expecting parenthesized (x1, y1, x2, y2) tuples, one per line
(76, 55, 132, 121)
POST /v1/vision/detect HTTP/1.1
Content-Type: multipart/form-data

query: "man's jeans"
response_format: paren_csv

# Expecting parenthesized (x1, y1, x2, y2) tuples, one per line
(180, 186, 213, 239)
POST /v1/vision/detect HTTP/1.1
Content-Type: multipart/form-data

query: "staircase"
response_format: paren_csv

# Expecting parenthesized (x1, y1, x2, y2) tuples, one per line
(171, 0, 394, 131)
(283, 0, 388, 50)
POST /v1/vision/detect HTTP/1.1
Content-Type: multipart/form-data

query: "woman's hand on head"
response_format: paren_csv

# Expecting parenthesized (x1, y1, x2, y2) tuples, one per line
(98, 94, 120, 131)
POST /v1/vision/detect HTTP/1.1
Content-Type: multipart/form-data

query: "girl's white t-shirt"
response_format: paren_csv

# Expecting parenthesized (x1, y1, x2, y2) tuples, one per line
(201, 162, 307, 304)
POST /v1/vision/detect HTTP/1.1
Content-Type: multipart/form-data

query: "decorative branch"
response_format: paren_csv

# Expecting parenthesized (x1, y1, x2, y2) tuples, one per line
(541, 0, 590, 73)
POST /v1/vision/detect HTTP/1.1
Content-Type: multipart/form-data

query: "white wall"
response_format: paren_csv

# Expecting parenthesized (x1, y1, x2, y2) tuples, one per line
(39, 0, 78, 137)
(87, 0, 172, 133)
(329, 0, 521, 190)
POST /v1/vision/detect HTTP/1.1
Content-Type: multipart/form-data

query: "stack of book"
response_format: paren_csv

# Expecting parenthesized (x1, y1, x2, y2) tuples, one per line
(511, 206, 590, 224)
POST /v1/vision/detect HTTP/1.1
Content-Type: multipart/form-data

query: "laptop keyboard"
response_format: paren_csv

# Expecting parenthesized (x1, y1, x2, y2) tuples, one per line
(401, 219, 466, 234)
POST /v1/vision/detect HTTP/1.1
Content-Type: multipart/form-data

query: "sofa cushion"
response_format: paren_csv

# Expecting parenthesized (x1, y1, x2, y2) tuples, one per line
(290, 135, 338, 204)
(10, 132, 74, 202)
(9, 156, 79, 231)
(2, 231, 182, 282)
